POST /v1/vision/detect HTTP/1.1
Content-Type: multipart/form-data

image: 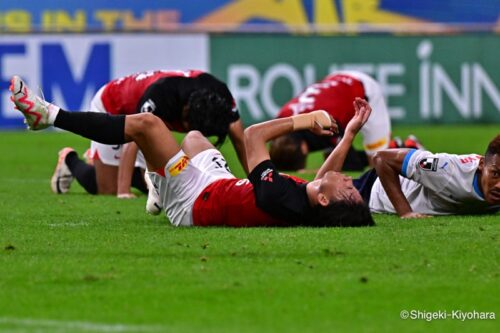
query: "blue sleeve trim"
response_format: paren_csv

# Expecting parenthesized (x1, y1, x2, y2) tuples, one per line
(401, 149, 417, 178)
(473, 172, 484, 199)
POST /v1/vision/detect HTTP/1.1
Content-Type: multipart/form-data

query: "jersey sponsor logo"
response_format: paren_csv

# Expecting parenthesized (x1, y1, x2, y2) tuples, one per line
(168, 156, 190, 176)
(261, 168, 274, 182)
(140, 99, 156, 113)
(419, 157, 439, 171)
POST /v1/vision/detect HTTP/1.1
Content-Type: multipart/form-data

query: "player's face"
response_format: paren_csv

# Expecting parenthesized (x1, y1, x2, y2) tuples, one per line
(480, 154, 500, 204)
(320, 171, 363, 204)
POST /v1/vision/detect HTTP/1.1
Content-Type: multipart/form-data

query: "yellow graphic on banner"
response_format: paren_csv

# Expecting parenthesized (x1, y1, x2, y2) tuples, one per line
(314, 0, 340, 26)
(42, 10, 86, 32)
(169, 156, 190, 177)
(343, 0, 427, 26)
(0, 0, 470, 33)
(95, 10, 179, 31)
(0, 10, 31, 32)
(197, 0, 310, 29)
(198, 0, 428, 32)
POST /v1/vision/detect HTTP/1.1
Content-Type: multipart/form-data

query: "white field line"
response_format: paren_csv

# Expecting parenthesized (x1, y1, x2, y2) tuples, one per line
(0, 178, 48, 183)
(46, 222, 90, 227)
(0, 317, 166, 332)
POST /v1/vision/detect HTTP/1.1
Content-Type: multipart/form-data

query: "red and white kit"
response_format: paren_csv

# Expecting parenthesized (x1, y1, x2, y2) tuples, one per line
(278, 70, 391, 155)
(88, 70, 207, 168)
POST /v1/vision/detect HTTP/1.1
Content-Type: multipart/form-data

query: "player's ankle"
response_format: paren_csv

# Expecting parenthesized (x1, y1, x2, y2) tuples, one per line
(47, 104, 61, 125)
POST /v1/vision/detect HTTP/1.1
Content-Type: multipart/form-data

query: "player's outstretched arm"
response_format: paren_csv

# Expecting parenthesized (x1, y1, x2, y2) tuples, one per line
(228, 119, 249, 174)
(372, 149, 430, 218)
(315, 98, 371, 179)
(244, 111, 335, 173)
(117, 142, 139, 199)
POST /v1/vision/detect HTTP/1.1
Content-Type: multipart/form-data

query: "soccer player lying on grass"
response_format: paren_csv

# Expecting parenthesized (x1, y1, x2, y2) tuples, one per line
(49, 70, 247, 199)
(270, 70, 423, 172)
(11, 75, 374, 227)
(352, 137, 500, 218)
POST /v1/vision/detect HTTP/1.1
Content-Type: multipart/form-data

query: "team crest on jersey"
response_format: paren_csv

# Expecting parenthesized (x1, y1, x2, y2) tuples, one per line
(418, 157, 439, 171)
(169, 156, 189, 176)
(261, 168, 274, 182)
(140, 99, 156, 113)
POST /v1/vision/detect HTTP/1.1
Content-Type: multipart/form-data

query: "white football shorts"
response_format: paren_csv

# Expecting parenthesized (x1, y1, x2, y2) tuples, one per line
(149, 149, 235, 227)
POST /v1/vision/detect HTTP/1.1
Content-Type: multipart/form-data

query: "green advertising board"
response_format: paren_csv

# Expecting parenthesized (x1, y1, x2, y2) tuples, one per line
(210, 35, 500, 125)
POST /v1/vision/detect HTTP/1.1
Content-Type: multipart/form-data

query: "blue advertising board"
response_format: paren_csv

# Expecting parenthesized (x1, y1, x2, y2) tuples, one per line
(1, 0, 498, 32)
(0, 34, 208, 129)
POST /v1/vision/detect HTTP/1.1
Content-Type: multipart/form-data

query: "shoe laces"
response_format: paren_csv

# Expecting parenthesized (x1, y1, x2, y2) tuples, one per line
(38, 86, 45, 101)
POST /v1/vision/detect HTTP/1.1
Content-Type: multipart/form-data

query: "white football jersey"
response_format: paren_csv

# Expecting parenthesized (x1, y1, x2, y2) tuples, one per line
(369, 149, 496, 215)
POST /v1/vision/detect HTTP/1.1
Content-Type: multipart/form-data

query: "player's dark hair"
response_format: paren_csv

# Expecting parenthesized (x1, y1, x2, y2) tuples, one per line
(187, 89, 237, 147)
(307, 201, 375, 227)
(485, 135, 500, 163)
(269, 134, 307, 171)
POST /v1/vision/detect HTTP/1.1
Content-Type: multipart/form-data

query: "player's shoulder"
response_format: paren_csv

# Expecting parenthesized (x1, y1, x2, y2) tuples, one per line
(449, 153, 483, 171)
(278, 173, 308, 184)
(413, 151, 482, 173)
(196, 72, 223, 83)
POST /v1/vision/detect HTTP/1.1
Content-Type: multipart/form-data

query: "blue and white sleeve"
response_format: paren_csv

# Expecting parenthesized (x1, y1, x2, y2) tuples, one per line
(401, 149, 453, 192)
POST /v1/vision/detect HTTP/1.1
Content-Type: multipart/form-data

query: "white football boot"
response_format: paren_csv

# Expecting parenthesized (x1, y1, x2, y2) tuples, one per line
(9, 75, 58, 130)
(51, 147, 75, 194)
(144, 171, 162, 215)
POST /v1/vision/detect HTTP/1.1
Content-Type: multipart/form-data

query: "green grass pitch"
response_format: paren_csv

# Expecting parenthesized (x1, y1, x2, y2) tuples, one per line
(0, 125, 498, 333)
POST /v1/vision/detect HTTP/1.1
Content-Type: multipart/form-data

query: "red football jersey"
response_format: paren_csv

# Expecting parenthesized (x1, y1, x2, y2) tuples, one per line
(192, 175, 307, 227)
(277, 74, 365, 130)
(101, 70, 204, 116)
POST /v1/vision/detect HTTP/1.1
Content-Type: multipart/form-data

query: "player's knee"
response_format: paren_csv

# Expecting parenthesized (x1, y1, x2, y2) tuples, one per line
(185, 130, 204, 141)
(138, 113, 162, 129)
(371, 151, 384, 168)
(181, 130, 214, 155)
(96, 180, 117, 195)
(130, 113, 162, 136)
(97, 188, 116, 195)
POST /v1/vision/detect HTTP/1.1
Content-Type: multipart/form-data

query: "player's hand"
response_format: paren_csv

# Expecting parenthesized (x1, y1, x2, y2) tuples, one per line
(400, 212, 432, 219)
(345, 97, 372, 136)
(310, 115, 338, 136)
(117, 192, 137, 199)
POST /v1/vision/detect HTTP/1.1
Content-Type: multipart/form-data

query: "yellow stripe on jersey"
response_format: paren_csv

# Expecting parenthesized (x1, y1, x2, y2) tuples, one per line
(365, 138, 388, 151)
(169, 156, 190, 176)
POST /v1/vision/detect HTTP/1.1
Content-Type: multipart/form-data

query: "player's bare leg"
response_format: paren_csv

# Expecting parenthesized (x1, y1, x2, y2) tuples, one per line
(93, 161, 118, 194)
(11, 75, 183, 174)
(181, 131, 217, 158)
(123, 113, 181, 172)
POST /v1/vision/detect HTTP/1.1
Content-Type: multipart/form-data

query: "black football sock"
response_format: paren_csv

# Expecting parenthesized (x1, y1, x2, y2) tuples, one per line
(54, 109, 126, 144)
(131, 167, 148, 194)
(65, 152, 98, 194)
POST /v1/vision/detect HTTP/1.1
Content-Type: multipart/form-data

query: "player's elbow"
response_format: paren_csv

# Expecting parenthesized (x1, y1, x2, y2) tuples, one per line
(372, 150, 389, 172)
(372, 149, 402, 176)
(127, 113, 163, 138)
(244, 124, 264, 147)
